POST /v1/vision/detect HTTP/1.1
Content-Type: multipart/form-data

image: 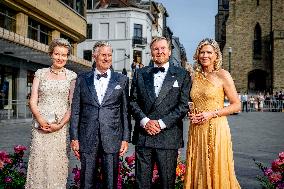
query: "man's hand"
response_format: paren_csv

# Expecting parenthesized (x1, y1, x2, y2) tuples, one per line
(71, 140, 80, 160)
(119, 141, 128, 156)
(144, 120, 161, 135)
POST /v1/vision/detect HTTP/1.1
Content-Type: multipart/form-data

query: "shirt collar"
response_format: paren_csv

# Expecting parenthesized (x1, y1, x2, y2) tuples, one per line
(154, 62, 169, 73)
(94, 68, 111, 79)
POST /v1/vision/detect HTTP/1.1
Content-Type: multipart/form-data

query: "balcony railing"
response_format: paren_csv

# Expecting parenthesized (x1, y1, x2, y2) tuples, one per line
(0, 27, 91, 67)
(132, 36, 147, 46)
(0, 100, 32, 120)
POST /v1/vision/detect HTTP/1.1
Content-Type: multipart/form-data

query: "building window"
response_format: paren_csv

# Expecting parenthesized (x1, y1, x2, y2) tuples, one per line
(99, 23, 109, 39)
(133, 24, 146, 45)
(134, 24, 142, 38)
(257, 0, 259, 6)
(83, 50, 92, 61)
(28, 18, 52, 45)
(87, 0, 93, 9)
(87, 24, 92, 39)
(0, 3, 16, 32)
(116, 22, 126, 39)
(61, 0, 84, 16)
(253, 23, 262, 59)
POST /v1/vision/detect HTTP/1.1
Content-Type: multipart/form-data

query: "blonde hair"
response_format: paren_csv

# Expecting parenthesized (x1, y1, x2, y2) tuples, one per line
(48, 38, 71, 56)
(193, 38, 222, 72)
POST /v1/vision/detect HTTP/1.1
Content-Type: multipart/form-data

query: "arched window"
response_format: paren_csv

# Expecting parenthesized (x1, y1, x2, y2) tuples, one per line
(253, 23, 262, 58)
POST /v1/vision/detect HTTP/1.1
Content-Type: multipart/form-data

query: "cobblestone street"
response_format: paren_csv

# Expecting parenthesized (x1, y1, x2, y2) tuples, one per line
(1, 112, 283, 188)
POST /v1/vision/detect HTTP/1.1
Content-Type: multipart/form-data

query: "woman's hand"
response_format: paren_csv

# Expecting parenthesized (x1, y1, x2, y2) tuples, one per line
(37, 120, 50, 133)
(194, 112, 214, 124)
(188, 113, 200, 124)
(189, 111, 215, 125)
(48, 123, 62, 133)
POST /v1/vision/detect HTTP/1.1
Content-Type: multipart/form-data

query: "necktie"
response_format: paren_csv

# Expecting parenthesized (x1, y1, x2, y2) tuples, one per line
(97, 72, 108, 80)
(152, 67, 165, 74)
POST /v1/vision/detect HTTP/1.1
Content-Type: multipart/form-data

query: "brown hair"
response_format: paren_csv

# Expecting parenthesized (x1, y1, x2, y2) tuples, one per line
(150, 36, 171, 50)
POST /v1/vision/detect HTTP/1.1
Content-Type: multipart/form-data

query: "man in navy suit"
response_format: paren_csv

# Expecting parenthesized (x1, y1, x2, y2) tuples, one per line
(130, 37, 191, 189)
(70, 41, 130, 189)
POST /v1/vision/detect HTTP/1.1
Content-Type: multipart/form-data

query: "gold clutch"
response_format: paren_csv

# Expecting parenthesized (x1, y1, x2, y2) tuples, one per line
(188, 102, 196, 114)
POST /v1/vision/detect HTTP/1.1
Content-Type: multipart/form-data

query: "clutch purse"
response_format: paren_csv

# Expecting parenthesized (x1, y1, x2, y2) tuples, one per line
(188, 102, 196, 114)
(33, 113, 59, 129)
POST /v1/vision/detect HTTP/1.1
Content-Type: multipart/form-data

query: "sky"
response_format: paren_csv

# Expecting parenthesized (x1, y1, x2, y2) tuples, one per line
(157, 0, 218, 64)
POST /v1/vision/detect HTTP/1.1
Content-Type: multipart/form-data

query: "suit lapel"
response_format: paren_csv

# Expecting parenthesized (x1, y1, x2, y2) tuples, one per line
(142, 67, 156, 105)
(85, 72, 99, 105)
(154, 65, 178, 107)
(101, 71, 118, 105)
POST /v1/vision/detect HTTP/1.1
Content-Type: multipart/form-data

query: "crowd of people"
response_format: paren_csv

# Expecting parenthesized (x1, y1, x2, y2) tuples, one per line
(26, 37, 243, 189)
(240, 91, 284, 112)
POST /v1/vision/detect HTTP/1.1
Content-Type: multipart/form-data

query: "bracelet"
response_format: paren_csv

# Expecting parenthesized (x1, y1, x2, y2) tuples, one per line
(212, 110, 219, 118)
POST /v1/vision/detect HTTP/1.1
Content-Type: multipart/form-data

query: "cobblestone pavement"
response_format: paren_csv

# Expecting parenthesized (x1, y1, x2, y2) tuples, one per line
(0, 112, 283, 188)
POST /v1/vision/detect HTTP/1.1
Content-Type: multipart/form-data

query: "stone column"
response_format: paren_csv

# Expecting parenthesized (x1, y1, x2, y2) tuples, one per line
(16, 13, 28, 36)
(16, 65, 28, 118)
(72, 43, 77, 55)
(51, 30, 60, 40)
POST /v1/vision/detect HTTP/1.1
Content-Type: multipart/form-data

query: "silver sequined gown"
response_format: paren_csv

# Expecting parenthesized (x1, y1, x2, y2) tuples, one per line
(25, 68, 77, 189)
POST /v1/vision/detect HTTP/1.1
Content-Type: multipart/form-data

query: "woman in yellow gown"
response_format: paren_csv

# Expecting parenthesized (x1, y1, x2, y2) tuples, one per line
(184, 38, 241, 189)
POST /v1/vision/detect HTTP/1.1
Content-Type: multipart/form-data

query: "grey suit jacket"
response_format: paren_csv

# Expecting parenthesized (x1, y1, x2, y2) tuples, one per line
(130, 64, 191, 149)
(70, 71, 130, 153)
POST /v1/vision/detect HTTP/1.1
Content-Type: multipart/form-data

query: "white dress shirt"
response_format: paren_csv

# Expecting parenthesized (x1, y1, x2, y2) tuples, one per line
(140, 62, 169, 129)
(94, 69, 111, 104)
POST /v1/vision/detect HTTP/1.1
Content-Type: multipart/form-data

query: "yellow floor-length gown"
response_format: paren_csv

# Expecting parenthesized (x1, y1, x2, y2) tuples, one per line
(184, 72, 241, 189)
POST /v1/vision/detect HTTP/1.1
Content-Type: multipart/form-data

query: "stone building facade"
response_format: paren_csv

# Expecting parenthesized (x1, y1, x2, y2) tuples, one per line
(216, 0, 284, 94)
(0, 0, 90, 118)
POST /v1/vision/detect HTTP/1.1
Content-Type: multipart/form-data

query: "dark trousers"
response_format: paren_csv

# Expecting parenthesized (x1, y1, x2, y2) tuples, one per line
(135, 146, 178, 189)
(242, 101, 248, 112)
(80, 146, 119, 189)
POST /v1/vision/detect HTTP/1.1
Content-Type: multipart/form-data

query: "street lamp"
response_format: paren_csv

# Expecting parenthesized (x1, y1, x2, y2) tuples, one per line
(228, 47, 232, 73)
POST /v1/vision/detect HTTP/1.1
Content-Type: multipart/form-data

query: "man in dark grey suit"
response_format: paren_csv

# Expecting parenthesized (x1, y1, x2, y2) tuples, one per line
(70, 41, 130, 189)
(130, 37, 190, 189)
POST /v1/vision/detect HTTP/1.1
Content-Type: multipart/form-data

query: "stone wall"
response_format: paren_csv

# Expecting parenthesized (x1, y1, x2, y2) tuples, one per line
(219, 0, 284, 93)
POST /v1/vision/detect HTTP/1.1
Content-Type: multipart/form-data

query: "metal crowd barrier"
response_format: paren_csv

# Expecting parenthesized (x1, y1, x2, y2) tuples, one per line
(0, 100, 32, 120)
(243, 100, 284, 112)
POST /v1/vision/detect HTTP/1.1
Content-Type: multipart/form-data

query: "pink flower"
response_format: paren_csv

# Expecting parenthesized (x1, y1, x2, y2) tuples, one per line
(4, 176, 12, 183)
(277, 183, 284, 189)
(72, 167, 81, 184)
(272, 158, 284, 172)
(268, 172, 282, 184)
(117, 175, 122, 189)
(125, 153, 135, 165)
(0, 150, 12, 164)
(152, 169, 159, 183)
(176, 163, 186, 177)
(264, 168, 273, 176)
(279, 152, 284, 160)
(0, 151, 8, 160)
(151, 163, 160, 183)
(14, 145, 27, 154)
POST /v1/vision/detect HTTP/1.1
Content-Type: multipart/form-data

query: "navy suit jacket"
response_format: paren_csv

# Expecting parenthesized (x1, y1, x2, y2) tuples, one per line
(70, 71, 130, 153)
(130, 64, 191, 149)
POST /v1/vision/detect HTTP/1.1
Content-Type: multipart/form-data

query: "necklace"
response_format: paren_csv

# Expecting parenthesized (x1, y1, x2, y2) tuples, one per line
(201, 69, 215, 77)
(49, 67, 65, 75)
